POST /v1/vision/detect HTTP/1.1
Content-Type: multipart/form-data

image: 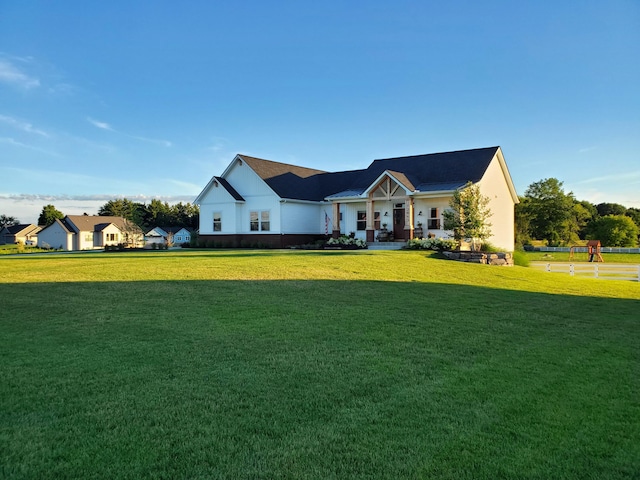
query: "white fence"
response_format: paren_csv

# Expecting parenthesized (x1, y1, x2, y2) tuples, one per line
(536, 246, 640, 254)
(532, 262, 640, 282)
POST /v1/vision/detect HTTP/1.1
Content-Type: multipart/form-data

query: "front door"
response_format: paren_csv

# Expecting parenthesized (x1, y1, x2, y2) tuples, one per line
(393, 208, 405, 240)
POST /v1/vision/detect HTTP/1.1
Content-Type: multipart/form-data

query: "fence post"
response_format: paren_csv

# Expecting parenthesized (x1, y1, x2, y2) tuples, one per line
(546, 263, 551, 272)
(570, 264, 574, 276)
(637, 265, 640, 282)
(594, 264, 598, 279)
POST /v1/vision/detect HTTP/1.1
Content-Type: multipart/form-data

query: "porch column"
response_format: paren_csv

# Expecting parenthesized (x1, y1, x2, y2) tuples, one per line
(365, 196, 375, 242)
(332, 202, 341, 239)
(405, 197, 414, 239)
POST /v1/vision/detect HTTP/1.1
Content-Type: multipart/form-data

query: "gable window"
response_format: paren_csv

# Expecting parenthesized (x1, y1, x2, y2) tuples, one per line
(213, 212, 222, 232)
(250, 211, 270, 232)
(357, 211, 366, 231)
(428, 208, 441, 229)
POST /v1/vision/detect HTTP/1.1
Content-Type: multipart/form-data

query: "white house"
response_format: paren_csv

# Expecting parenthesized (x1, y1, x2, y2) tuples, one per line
(145, 226, 193, 246)
(37, 215, 143, 251)
(194, 147, 518, 250)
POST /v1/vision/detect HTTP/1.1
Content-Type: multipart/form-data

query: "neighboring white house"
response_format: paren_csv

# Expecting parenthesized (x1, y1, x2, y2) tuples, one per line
(37, 215, 143, 251)
(145, 226, 192, 246)
(194, 147, 518, 250)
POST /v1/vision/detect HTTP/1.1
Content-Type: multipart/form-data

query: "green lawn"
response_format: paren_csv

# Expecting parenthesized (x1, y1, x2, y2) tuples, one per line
(1, 250, 639, 479)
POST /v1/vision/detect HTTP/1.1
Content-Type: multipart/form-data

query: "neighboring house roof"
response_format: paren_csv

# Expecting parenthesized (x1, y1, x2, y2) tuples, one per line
(64, 215, 142, 233)
(4, 224, 40, 235)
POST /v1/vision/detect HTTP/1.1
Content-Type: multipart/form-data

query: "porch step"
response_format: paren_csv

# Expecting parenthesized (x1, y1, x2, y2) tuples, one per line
(367, 241, 405, 250)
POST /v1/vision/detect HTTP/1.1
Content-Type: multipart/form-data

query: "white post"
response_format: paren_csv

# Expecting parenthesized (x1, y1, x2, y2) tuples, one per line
(594, 264, 599, 279)
(570, 264, 574, 276)
(546, 263, 551, 272)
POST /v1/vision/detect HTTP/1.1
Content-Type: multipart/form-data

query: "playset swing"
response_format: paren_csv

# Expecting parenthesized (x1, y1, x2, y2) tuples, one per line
(569, 240, 604, 262)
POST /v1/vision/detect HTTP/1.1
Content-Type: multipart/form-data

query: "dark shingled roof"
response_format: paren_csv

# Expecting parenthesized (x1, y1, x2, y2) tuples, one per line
(239, 147, 500, 201)
(215, 176, 245, 201)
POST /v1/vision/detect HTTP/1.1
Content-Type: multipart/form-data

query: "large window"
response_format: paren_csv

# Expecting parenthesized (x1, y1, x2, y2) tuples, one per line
(213, 212, 222, 232)
(428, 208, 440, 229)
(106, 233, 118, 242)
(357, 211, 381, 230)
(250, 211, 270, 232)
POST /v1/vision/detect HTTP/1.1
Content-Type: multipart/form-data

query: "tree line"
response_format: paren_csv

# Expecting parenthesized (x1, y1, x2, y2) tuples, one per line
(1, 199, 199, 232)
(517, 178, 639, 248)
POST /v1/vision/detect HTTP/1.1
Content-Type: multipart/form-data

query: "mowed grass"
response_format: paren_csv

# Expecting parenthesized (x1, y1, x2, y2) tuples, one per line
(1, 250, 639, 479)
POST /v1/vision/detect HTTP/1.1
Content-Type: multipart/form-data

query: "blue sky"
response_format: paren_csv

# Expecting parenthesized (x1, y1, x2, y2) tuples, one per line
(1, 1, 639, 223)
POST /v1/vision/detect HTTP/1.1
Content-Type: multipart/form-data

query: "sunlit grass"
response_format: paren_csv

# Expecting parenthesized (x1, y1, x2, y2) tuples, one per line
(1, 250, 639, 479)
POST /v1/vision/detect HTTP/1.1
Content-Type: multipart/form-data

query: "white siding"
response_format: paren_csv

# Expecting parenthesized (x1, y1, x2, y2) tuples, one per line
(478, 156, 516, 251)
(37, 222, 73, 251)
(281, 202, 323, 234)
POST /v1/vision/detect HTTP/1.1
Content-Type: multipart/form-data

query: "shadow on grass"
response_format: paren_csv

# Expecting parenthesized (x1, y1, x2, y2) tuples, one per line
(2, 279, 639, 479)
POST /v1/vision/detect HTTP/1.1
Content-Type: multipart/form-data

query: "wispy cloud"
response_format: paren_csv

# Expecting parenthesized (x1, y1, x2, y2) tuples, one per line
(0, 114, 50, 137)
(87, 117, 114, 131)
(578, 146, 596, 153)
(575, 170, 640, 185)
(87, 117, 171, 146)
(0, 137, 60, 157)
(0, 58, 40, 89)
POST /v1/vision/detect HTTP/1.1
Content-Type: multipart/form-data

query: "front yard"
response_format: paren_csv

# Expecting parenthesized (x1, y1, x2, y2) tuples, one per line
(1, 250, 638, 479)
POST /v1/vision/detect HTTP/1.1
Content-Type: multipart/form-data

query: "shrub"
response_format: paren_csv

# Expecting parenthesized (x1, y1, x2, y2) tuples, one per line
(512, 250, 530, 267)
(326, 235, 368, 249)
(405, 237, 457, 251)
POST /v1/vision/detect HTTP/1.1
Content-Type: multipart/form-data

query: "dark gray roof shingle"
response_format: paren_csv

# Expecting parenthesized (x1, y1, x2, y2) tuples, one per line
(241, 147, 499, 201)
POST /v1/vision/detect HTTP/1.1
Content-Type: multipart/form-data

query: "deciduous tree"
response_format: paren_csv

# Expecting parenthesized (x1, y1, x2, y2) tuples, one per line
(37, 204, 64, 227)
(520, 178, 575, 246)
(587, 215, 638, 247)
(0, 214, 19, 227)
(442, 182, 492, 250)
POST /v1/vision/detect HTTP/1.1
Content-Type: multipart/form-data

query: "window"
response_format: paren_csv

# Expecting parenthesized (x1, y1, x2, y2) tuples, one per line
(250, 211, 270, 231)
(106, 233, 118, 242)
(176, 236, 182, 242)
(250, 211, 259, 231)
(84, 234, 92, 241)
(213, 212, 222, 232)
(357, 211, 366, 231)
(428, 208, 440, 229)
(260, 211, 270, 231)
(374, 211, 381, 230)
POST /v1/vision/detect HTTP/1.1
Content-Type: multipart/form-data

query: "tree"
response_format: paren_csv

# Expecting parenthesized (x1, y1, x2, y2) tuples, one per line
(596, 202, 627, 217)
(587, 215, 638, 247)
(625, 208, 640, 229)
(442, 182, 492, 250)
(37, 204, 64, 227)
(515, 196, 533, 247)
(520, 178, 575, 246)
(0, 214, 20, 227)
(572, 200, 597, 240)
